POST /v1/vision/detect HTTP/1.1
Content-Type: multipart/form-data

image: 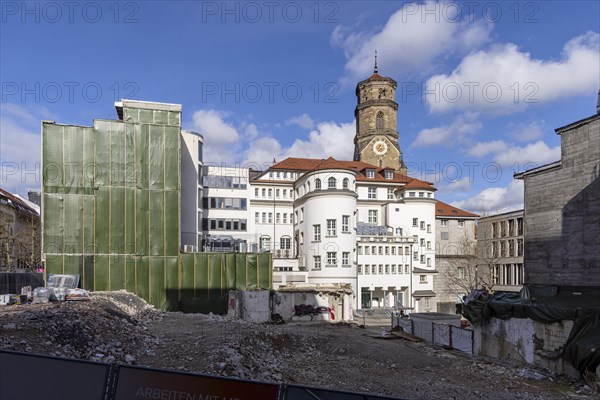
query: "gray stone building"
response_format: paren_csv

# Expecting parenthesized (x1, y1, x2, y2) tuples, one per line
(433, 200, 478, 313)
(515, 102, 599, 287)
(477, 210, 524, 292)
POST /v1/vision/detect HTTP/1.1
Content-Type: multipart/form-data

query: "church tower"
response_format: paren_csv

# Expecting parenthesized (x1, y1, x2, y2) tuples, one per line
(353, 52, 407, 175)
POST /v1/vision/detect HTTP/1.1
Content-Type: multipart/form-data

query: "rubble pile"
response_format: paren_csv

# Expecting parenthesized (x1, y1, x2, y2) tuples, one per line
(0, 290, 159, 364)
(1, 290, 595, 400)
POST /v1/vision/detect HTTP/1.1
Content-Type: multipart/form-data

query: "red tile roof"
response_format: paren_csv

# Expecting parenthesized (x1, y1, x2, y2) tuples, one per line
(266, 157, 435, 189)
(435, 200, 479, 218)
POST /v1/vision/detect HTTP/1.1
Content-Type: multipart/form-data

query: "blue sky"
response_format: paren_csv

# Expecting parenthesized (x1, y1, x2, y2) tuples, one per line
(1, 1, 599, 213)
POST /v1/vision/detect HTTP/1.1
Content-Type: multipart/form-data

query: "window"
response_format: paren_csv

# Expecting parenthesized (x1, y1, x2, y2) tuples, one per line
(276, 189, 280, 198)
(420, 275, 427, 283)
(276, 171, 280, 179)
(268, 213, 273, 223)
(366, 169, 375, 178)
(387, 188, 394, 200)
(326, 252, 337, 266)
(283, 189, 287, 198)
(313, 225, 321, 241)
(283, 213, 287, 224)
(326, 219, 336, 236)
(427, 241, 431, 250)
(458, 267, 465, 279)
(342, 215, 350, 232)
(419, 192, 424, 197)
(378, 265, 383, 274)
(261, 213, 266, 223)
(368, 187, 377, 199)
(290, 213, 293, 223)
(364, 246, 370, 255)
(280, 236, 291, 254)
(357, 246, 363, 255)
(276, 213, 280, 224)
(420, 238, 425, 247)
(385, 265, 389, 274)
(300, 232, 304, 244)
(300, 207, 304, 222)
(391, 265, 396, 274)
(420, 221, 425, 230)
(409, 192, 416, 197)
(378, 246, 383, 255)
(385, 170, 393, 180)
(342, 252, 349, 265)
(260, 236, 271, 251)
(315, 179, 321, 189)
(413, 251, 418, 261)
(328, 177, 336, 189)
(255, 188, 259, 197)
(391, 247, 396, 255)
(405, 265, 409, 274)
(458, 220, 464, 227)
(372, 265, 377, 274)
(412, 218, 418, 227)
(376, 111, 384, 130)
(385, 246, 389, 255)
(313, 256, 321, 270)
(255, 212, 259, 223)
(262, 188, 266, 197)
(427, 224, 431, 233)
(441, 219, 448, 227)
(420, 255, 425, 263)
(368, 210, 377, 223)
(365, 264, 370, 274)
(427, 258, 431, 267)
(343, 178, 349, 189)
(358, 265, 362, 274)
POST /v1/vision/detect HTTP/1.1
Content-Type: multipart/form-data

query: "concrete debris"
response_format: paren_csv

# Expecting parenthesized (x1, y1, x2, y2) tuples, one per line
(0, 290, 594, 400)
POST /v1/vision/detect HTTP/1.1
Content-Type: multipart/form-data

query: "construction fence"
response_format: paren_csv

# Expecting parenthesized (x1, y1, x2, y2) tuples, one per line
(393, 316, 474, 354)
(0, 350, 406, 400)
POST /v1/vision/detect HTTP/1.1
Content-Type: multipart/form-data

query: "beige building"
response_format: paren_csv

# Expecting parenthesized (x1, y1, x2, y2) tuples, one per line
(433, 200, 478, 313)
(477, 210, 524, 292)
(0, 188, 40, 271)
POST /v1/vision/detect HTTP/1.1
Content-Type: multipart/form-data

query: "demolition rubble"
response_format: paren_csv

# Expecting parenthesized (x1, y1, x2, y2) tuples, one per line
(0, 291, 595, 400)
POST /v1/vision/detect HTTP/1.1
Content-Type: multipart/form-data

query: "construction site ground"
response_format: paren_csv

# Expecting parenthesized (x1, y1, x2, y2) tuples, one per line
(0, 291, 596, 400)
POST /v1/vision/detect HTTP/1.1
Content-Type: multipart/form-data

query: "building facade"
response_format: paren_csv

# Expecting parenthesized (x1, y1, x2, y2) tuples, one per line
(0, 188, 40, 271)
(180, 130, 204, 251)
(433, 200, 478, 313)
(476, 210, 525, 292)
(515, 102, 599, 287)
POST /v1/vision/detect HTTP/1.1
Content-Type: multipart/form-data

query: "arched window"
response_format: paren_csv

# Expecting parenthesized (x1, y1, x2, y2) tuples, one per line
(343, 178, 349, 189)
(315, 178, 321, 190)
(376, 111, 384, 130)
(328, 177, 337, 189)
(260, 236, 271, 252)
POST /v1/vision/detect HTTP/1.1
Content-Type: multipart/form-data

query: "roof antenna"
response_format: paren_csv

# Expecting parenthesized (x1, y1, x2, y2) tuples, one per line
(374, 50, 378, 74)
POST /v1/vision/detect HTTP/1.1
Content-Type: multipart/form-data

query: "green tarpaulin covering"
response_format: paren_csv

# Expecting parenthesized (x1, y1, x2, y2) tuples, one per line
(42, 103, 272, 314)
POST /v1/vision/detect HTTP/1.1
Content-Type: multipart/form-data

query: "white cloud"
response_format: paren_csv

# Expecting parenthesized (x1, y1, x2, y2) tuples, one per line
(244, 121, 356, 165)
(493, 140, 560, 169)
(411, 113, 481, 148)
(426, 32, 600, 114)
(452, 180, 524, 214)
(438, 177, 472, 194)
(332, 1, 492, 84)
(190, 109, 242, 163)
(508, 120, 545, 142)
(286, 113, 315, 130)
(0, 104, 52, 196)
(467, 140, 508, 157)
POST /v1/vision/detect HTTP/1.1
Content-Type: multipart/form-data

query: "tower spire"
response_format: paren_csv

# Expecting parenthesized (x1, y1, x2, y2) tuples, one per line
(374, 50, 378, 74)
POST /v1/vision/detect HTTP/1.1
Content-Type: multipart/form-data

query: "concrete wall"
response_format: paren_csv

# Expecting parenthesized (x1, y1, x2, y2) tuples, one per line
(473, 317, 578, 377)
(523, 115, 600, 286)
(227, 290, 270, 323)
(272, 291, 351, 321)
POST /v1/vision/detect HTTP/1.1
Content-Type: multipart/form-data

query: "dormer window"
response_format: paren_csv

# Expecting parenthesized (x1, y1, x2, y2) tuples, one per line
(385, 170, 393, 180)
(366, 169, 375, 178)
(315, 178, 321, 190)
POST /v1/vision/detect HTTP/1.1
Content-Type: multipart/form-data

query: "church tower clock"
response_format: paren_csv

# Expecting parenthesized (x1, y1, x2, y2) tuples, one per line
(353, 52, 407, 175)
